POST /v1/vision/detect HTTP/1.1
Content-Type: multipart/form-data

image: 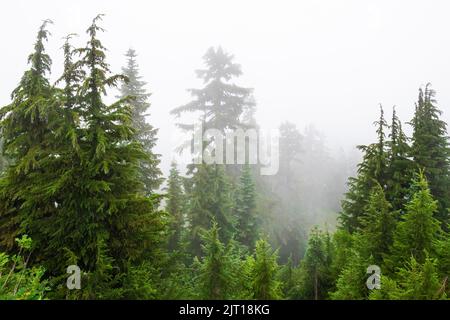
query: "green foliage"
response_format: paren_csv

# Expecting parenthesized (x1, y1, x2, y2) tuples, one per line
(194, 222, 237, 299)
(165, 162, 186, 252)
(359, 183, 396, 266)
(410, 84, 450, 224)
(187, 164, 234, 257)
(295, 227, 334, 300)
(118, 49, 162, 194)
(234, 164, 258, 249)
(246, 239, 282, 300)
(340, 106, 389, 233)
(388, 171, 441, 267)
(370, 256, 445, 300)
(0, 236, 48, 300)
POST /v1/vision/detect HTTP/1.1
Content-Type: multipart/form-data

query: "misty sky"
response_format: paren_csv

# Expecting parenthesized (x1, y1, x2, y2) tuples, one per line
(1, 0, 450, 175)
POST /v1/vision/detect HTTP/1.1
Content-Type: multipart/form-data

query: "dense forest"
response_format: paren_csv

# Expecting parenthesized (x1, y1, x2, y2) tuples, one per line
(1, 16, 450, 300)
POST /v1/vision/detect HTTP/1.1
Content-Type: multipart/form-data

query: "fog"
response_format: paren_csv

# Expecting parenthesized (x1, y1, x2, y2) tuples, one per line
(2, 0, 450, 177)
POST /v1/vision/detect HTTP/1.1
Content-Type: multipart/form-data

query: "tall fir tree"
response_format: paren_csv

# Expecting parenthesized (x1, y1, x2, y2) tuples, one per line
(247, 239, 282, 300)
(194, 222, 236, 299)
(187, 163, 234, 257)
(339, 106, 389, 233)
(296, 227, 334, 300)
(359, 183, 397, 266)
(388, 171, 441, 267)
(165, 161, 185, 251)
(234, 164, 258, 249)
(118, 48, 162, 194)
(171, 46, 255, 137)
(0, 20, 58, 250)
(385, 107, 414, 212)
(410, 84, 450, 224)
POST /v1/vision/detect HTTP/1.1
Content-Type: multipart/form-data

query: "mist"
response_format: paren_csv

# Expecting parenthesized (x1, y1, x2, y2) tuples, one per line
(1, 0, 450, 302)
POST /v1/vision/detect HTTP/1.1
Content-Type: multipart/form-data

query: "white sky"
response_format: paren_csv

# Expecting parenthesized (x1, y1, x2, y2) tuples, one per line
(1, 0, 450, 175)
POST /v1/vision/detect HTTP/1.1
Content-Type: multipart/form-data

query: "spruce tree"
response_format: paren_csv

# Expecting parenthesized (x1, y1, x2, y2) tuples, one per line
(187, 163, 234, 257)
(410, 84, 450, 224)
(359, 183, 396, 266)
(339, 106, 389, 233)
(118, 49, 162, 194)
(165, 161, 185, 251)
(247, 239, 282, 300)
(371, 256, 444, 300)
(171, 47, 255, 137)
(195, 222, 236, 299)
(388, 171, 441, 267)
(296, 227, 334, 300)
(234, 164, 258, 249)
(0, 20, 57, 250)
(385, 107, 414, 212)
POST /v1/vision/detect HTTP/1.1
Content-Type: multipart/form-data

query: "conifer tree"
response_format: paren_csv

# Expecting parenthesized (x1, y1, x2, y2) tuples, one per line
(296, 227, 334, 300)
(234, 164, 258, 249)
(388, 171, 441, 266)
(165, 161, 185, 251)
(385, 107, 414, 212)
(118, 49, 162, 194)
(187, 164, 234, 257)
(247, 239, 282, 300)
(371, 256, 444, 300)
(410, 84, 450, 224)
(0, 20, 58, 250)
(339, 106, 389, 233)
(171, 47, 255, 138)
(359, 183, 396, 266)
(195, 222, 236, 299)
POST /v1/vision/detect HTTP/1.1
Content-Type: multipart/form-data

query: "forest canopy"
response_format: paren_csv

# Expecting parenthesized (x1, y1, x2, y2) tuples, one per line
(1, 16, 450, 301)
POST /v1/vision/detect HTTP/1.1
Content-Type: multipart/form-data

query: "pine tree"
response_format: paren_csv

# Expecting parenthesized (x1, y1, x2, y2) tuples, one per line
(296, 227, 334, 300)
(187, 163, 234, 257)
(247, 239, 282, 300)
(371, 256, 444, 300)
(385, 107, 414, 212)
(410, 84, 450, 224)
(195, 222, 236, 299)
(339, 106, 389, 233)
(234, 164, 258, 249)
(171, 47, 255, 137)
(118, 49, 162, 194)
(330, 249, 371, 300)
(0, 20, 58, 250)
(165, 161, 185, 251)
(359, 183, 396, 266)
(388, 171, 441, 267)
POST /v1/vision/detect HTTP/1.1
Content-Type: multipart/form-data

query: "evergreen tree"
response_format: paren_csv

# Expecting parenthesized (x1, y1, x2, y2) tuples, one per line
(187, 164, 234, 257)
(234, 164, 258, 249)
(330, 249, 371, 300)
(339, 106, 389, 233)
(118, 49, 162, 194)
(410, 84, 450, 224)
(0, 20, 58, 250)
(371, 256, 444, 300)
(388, 171, 441, 267)
(296, 227, 334, 300)
(385, 107, 414, 212)
(165, 161, 185, 251)
(247, 239, 282, 300)
(194, 222, 236, 299)
(359, 183, 396, 266)
(171, 47, 255, 138)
